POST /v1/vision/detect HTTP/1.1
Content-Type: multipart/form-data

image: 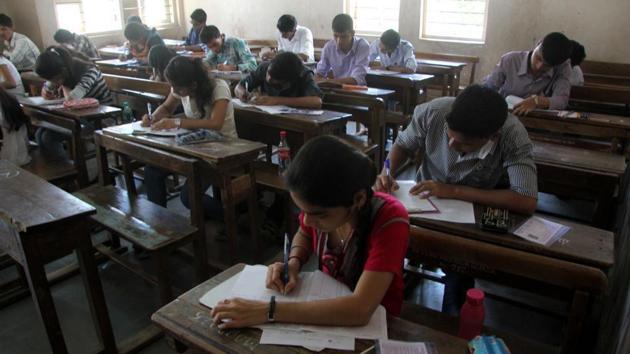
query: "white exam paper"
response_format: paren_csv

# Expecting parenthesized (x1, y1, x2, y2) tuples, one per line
(131, 121, 189, 137)
(413, 198, 476, 224)
(378, 339, 432, 354)
(260, 328, 355, 351)
(392, 181, 438, 213)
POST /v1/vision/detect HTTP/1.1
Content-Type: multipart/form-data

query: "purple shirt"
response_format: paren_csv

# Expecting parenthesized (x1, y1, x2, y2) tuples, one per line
(483, 51, 572, 110)
(316, 37, 370, 85)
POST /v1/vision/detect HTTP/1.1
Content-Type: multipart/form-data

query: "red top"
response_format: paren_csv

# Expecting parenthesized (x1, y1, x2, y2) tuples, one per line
(298, 192, 409, 316)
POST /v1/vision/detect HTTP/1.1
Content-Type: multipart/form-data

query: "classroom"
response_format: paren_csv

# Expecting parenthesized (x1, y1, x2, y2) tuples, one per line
(0, 0, 629, 353)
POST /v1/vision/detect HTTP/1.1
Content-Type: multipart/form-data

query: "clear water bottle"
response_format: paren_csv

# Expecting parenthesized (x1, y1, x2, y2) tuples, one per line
(278, 131, 291, 176)
(122, 102, 134, 123)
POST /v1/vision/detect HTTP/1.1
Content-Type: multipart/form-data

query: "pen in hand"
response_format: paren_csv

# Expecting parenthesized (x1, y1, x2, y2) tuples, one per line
(282, 233, 289, 294)
(146, 102, 153, 124)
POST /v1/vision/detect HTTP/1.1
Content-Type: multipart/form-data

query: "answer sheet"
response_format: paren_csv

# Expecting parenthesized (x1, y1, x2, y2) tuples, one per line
(412, 197, 476, 224)
(131, 121, 189, 137)
(392, 181, 439, 213)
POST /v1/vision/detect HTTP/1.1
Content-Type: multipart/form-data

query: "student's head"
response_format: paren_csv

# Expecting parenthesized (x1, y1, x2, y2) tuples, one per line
(379, 29, 401, 54)
(199, 25, 223, 54)
(286, 135, 376, 232)
(570, 40, 586, 67)
(0, 14, 14, 41)
(53, 29, 75, 45)
(124, 22, 149, 46)
(164, 56, 216, 117)
(266, 52, 303, 87)
(0, 87, 29, 132)
(277, 14, 297, 40)
(331, 14, 354, 50)
(148, 45, 177, 82)
(35, 46, 93, 88)
(126, 15, 142, 25)
(445, 85, 508, 154)
(190, 9, 207, 31)
(531, 32, 571, 75)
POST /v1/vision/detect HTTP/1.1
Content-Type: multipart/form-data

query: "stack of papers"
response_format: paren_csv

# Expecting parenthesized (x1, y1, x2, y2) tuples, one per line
(506, 95, 583, 118)
(131, 121, 190, 137)
(513, 216, 570, 246)
(377, 339, 437, 354)
(199, 265, 388, 351)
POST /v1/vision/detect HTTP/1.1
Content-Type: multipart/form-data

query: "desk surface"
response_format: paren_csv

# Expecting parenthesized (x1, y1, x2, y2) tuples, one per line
(410, 205, 614, 269)
(235, 106, 352, 129)
(0, 160, 95, 232)
(152, 263, 469, 354)
(163, 38, 185, 47)
(522, 110, 630, 130)
(533, 140, 627, 174)
(102, 124, 266, 166)
(326, 86, 396, 98)
(416, 59, 467, 68)
(18, 96, 121, 120)
(367, 70, 435, 84)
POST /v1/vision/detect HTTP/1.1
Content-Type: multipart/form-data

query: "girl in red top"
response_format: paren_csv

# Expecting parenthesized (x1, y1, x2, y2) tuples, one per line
(211, 135, 409, 329)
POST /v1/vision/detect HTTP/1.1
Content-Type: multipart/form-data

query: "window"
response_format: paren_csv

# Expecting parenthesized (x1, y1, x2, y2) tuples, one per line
(345, 0, 400, 36)
(421, 0, 489, 43)
(55, 0, 177, 35)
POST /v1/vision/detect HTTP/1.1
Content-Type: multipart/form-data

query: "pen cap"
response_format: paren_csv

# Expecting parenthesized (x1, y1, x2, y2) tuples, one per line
(384, 159, 390, 169)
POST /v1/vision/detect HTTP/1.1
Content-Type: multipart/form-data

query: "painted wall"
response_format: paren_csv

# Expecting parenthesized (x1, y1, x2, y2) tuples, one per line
(183, 0, 630, 83)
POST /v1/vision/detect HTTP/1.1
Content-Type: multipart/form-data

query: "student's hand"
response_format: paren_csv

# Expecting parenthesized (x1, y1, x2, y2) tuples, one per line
(151, 118, 178, 130)
(234, 84, 249, 101)
(217, 63, 237, 71)
(118, 54, 127, 61)
(410, 180, 455, 199)
(513, 97, 537, 116)
(41, 86, 56, 100)
(250, 95, 279, 106)
(374, 173, 399, 193)
(211, 298, 268, 329)
(266, 259, 300, 295)
(141, 114, 152, 127)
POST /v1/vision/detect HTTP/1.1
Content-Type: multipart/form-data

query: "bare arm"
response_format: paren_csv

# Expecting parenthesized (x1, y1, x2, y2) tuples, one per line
(179, 98, 229, 130)
(0, 65, 17, 89)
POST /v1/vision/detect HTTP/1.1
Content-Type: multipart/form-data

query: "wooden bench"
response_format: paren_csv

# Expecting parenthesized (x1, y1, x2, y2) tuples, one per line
(103, 74, 170, 114)
(406, 225, 608, 354)
(532, 141, 626, 228)
(414, 51, 480, 95)
(581, 60, 630, 87)
(22, 147, 78, 188)
(569, 85, 630, 117)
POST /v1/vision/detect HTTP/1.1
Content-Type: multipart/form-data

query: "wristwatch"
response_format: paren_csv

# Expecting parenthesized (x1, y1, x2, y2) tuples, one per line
(267, 295, 276, 322)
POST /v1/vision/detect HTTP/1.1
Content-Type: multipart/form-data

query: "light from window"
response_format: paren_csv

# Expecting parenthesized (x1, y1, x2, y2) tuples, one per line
(345, 0, 400, 36)
(139, 0, 175, 26)
(55, 0, 122, 34)
(421, 0, 489, 43)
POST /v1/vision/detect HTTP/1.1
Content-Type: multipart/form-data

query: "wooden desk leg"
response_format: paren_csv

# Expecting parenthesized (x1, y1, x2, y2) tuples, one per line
(75, 226, 118, 354)
(72, 122, 89, 187)
(220, 175, 239, 264)
(564, 290, 590, 354)
(187, 170, 208, 282)
(21, 237, 69, 354)
(154, 249, 174, 305)
(246, 164, 261, 263)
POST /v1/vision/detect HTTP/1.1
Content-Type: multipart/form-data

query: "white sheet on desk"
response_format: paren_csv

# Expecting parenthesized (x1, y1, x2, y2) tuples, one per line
(21, 97, 65, 106)
(131, 121, 189, 136)
(260, 328, 355, 351)
(392, 181, 439, 213)
(230, 99, 324, 115)
(413, 198, 475, 224)
(369, 69, 400, 75)
(505, 95, 523, 110)
(378, 339, 432, 354)
(513, 216, 570, 246)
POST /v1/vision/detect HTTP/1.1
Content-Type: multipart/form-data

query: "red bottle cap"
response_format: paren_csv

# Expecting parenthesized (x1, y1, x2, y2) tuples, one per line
(466, 289, 485, 306)
(280, 131, 287, 137)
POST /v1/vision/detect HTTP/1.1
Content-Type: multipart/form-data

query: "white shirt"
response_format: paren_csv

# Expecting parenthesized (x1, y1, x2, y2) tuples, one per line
(180, 79, 237, 138)
(276, 25, 315, 62)
(368, 39, 417, 71)
(2, 32, 40, 71)
(0, 57, 25, 96)
(0, 107, 30, 166)
(570, 65, 584, 86)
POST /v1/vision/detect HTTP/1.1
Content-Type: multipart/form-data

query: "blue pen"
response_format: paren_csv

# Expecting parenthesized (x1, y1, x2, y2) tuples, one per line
(282, 233, 290, 287)
(384, 158, 390, 177)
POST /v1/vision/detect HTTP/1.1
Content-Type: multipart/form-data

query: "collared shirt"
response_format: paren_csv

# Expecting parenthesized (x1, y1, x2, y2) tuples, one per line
(240, 61, 321, 97)
(0, 56, 25, 96)
(204, 36, 258, 72)
(316, 37, 370, 85)
(368, 39, 417, 71)
(185, 27, 201, 46)
(395, 97, 538, 198)
(483, 50, 572, 110)
(2, 32, 40, 71)
(570, 65, 584, 86)
(70, 33, 99, 58)
(276, 25, 315, 62)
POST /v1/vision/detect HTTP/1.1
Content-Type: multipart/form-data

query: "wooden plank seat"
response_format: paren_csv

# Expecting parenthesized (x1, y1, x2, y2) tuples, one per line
(532, 141, 626, 228)
(406, 225, 608, 354)
(569, 85, 630, 117)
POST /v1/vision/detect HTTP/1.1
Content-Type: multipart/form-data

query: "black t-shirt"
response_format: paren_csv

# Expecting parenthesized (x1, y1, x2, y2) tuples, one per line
(240, 61, 321, 97)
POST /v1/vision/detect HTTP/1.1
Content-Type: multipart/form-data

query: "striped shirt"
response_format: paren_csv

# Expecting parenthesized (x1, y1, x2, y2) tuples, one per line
(67, 67, 113, 105)
(204, 36, 258, 72)
(395, 97, 538, 198)
(2, 32, 41, 71)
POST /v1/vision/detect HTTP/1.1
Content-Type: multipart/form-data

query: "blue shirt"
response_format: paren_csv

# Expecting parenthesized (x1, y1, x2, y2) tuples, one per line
(316, 37, 370, 85)
(185, 27, 201, 46)
(368, 39, 417, 71)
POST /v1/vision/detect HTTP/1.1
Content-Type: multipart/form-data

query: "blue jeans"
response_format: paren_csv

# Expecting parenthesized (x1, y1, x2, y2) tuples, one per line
(35, 127, 68, 158)
(144, 166, 224, 220)
(441, 271, 475, 316)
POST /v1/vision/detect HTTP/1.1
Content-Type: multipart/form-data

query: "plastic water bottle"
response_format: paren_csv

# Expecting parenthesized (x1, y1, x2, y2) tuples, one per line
(122, 102, 134, 123)
(278, 131, 291, 176)
(458, 288, 485, 340)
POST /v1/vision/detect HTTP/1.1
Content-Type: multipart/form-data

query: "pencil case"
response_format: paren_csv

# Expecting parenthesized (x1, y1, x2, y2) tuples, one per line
(175, 129, 223, 145)
(468, 335, 511, 354)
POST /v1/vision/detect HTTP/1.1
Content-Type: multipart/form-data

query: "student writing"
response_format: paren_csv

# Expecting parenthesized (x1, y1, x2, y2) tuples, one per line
(121, 22, 164, 62)
(264, 14, 314, 62)
(0, 14, 40, 71)
(200, 25, 257, 73)
(368, 29, 417, 73)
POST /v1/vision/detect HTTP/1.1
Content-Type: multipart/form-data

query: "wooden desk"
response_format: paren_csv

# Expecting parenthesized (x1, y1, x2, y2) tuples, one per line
(519, 110, 630, 156)
(17, 97, 122, 186)
(234, 106, 351, 159)
(100, 125, 266, 267)
(569, 85, 630, 117)
(96, 59, 152, 79)
(409, 205, 614, 271)
(164, 38, 185, 47)
(0, 160, 116, 354)
(415, 60, 467, 97)
(97, 45, 126, 59)
(151, 263, 469, 354)
(366, 71, 434, 115)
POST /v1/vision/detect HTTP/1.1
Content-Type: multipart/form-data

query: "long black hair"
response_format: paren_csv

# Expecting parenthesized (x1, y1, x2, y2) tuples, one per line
(148, 45, 177, 82)
(285, 135, 377, 289)
(35, 46, 94, 88)
(0, 87, 29, 132)
(164, 56, 216, 117)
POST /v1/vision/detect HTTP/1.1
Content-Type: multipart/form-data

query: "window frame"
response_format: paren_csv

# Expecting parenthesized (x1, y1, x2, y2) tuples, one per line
(419, 0, 490, 44)
(53, 0, 182, 38)
(344, 0, 401, 37)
